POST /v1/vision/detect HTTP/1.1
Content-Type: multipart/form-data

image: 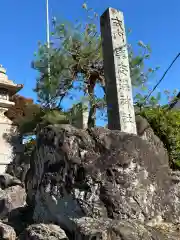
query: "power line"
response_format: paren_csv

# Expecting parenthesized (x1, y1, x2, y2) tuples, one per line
(144, 52, 180, 103)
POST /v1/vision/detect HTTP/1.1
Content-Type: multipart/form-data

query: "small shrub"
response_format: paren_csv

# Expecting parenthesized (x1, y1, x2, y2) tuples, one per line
(139, 107, 180, 170)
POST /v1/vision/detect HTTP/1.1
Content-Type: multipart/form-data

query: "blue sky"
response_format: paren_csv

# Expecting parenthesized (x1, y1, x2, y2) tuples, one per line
(0, 0, 180, 125)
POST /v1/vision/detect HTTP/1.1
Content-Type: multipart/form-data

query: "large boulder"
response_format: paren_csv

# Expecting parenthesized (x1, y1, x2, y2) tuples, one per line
(136, 115, 169, 161)
(0, 174, 24, 189)
(25, 124, 180, 237)
(6, 154, 30, 183)
(19, 223, 68, 240)
(6, 205, 33, 236)
(0, 185, 26, 219)
(0, 221, 16, 240)
(72, 217, 180, 240)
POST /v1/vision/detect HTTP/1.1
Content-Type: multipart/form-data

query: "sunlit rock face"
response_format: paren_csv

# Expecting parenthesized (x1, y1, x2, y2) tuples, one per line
(24, 122, 180, 235)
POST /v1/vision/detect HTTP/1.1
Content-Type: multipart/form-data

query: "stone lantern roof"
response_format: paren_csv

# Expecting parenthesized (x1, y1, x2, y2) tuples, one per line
(0, 65, 23, 96)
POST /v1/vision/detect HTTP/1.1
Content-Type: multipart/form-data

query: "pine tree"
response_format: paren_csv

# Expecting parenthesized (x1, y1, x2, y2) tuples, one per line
(32, 3, 156, 127)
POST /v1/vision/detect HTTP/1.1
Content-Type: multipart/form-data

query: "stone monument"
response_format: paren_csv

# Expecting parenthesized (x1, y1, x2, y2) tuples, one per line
(100, 8, 137, 134)
(71, 102, 89, 129)
(0, 65, 23, 173)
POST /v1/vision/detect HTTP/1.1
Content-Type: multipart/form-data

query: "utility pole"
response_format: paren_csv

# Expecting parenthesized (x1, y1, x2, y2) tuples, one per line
(46, 0, 51, 107)
(46, 0, 50, 48)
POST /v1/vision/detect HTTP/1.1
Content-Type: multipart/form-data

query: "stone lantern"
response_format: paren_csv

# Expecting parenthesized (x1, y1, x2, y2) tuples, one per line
(0, 65, 23, 173)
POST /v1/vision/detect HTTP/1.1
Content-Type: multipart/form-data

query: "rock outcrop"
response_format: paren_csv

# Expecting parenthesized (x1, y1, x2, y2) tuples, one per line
(72, 217, 180, 240)
(0, 174, 27, 239)
(0, 173, 24, 189)
(6, 153, 30, 184)
(24, 124, 180, 239)
(19, 223, 68, 240)
(0, 221, 16, 240)
(0, 185, 26, 219)
(1, 118, 180, 239)
(136, 115, 169, 164)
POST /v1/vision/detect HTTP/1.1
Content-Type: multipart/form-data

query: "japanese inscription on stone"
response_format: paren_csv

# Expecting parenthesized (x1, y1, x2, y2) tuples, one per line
(100, 8, 137, 134)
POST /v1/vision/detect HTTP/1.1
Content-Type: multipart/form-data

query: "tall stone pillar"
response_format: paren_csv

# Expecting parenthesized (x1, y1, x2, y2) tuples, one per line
(100, 8, 137, 134)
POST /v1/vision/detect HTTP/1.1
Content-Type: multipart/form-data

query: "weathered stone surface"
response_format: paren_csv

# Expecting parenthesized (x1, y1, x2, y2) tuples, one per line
(135, 115, 180, 223)
(6, 205, 33, 235)
(24, 123, 180, 237)
(0, 173, 24, 189)
(0, 185, 26, 219)
(0, 221, 16, 240)
(72, 217, 180, 240)
(136, 115, 169, 163)
(100, 8, 137, 134)
(19, 223, 68, 240)
(6, 153, 30, 183)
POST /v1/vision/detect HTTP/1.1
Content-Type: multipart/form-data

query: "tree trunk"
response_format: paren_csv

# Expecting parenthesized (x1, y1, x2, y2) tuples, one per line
(87, 79, 96, 128)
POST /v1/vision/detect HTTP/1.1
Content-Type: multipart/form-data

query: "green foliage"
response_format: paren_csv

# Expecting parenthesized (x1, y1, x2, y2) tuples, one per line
(32, 3, 157, 126)
(139, 107, 180, 169)
(16, 104, 41, 135)
(33, 10, 102, 108)
(24, 137, 36, 158)
(29, 2, 180, 173)
(18, 106, 69, 135)
(128, 40, 154, 88)
(134, 87, 178, 113)
(18, 108, 71, 160)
